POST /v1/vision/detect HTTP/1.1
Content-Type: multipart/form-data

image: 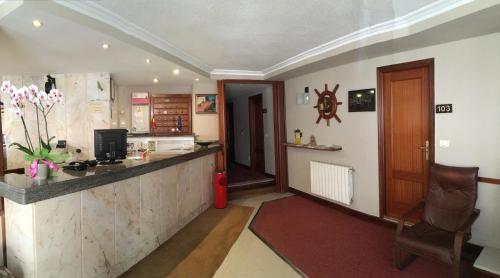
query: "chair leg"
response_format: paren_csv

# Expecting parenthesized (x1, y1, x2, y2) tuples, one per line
(395, 246, 403, 269)
(452, 260, 461, 278)
(394, 246, 416, 270)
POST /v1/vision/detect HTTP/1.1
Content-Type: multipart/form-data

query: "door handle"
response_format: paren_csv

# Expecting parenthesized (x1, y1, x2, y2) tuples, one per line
(418, 140, 429, 161)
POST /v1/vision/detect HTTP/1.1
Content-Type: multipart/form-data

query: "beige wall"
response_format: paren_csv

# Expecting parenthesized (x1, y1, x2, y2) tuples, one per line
(285, 32, 500, 248)
(116, 81, 219, 141)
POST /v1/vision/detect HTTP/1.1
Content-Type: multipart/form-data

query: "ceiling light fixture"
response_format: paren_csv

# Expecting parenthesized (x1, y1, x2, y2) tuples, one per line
(146, 58, 151, 64)
(102, 43, 109, 49)
(153, 78, 159, 83)
(195, 78, 200, 81)
(32, 20, 43, 28)
(173, 69, 180, 75)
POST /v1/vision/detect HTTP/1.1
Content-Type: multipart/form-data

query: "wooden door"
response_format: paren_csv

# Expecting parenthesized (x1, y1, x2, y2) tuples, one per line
(249, 94, 265, 173)
(378, 59, 434, 220)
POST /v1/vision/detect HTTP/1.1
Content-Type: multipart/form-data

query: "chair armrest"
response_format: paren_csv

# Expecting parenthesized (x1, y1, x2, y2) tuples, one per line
(396, 200, 425, 235)
(453, 209, 480, 260)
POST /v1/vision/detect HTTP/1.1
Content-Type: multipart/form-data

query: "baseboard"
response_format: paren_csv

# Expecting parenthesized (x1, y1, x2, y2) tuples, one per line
(228, 179, 275, 192)
(288, 187, 484, 261)
(288, 187, 394, 228)
(264, 172, 275, 178)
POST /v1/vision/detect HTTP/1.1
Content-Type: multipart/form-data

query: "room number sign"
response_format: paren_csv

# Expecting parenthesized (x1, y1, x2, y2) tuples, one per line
(436, 104, 452, 113)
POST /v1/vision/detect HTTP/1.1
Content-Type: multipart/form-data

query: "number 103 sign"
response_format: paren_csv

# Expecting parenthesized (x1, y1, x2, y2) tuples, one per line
(436, 104, 452, 113)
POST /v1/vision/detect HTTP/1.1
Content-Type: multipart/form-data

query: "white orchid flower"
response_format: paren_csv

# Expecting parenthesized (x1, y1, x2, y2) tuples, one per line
(8, 85, 17, 95)
(13, 107, 22, 117)
(42, 100, 51, 109)
(37, 90, 48, 101)
(17, 86, 28, 100)
(29, 84, 38, 94)
(30, 96, 40, 106)
(48, 89, 56, 101)
(1, 81, 11, 93)
(10, 98, 19, 108)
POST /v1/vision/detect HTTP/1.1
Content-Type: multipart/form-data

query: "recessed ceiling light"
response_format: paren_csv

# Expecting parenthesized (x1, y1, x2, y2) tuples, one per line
(195, 78, 200, 81)
(146, 58, 151, 64)
(153, 78, 159, 83)
(32, 20, 43, 28)
(102, 43, 109, 49)
(173, 69, 180, 75)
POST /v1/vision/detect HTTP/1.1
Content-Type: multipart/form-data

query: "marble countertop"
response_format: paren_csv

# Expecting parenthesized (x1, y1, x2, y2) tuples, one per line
(0, 145, 221, 205)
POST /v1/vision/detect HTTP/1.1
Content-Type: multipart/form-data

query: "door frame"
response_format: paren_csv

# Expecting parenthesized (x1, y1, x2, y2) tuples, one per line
(377, 58, 435, 218)
(217, 80, 288, 193)
(248, 93, 265, 173)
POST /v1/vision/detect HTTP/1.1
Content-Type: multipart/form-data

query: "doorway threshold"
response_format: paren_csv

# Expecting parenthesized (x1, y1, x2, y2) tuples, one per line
(228, 178, 275, 191)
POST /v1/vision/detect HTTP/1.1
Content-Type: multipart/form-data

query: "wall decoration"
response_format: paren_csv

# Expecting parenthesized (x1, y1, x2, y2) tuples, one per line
(314, 83, 342, 126)
(348, 88, 376, 112)
(195, 94, 217, 114)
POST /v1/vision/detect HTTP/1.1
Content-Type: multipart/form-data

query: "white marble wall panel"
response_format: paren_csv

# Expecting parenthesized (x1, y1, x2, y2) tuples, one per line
(139, 170, 162, 257)
(34, 192, 82, 278)
(63, 74, 90, 160)
(82, 184, 116, 278)
(114, 177, 141, 275)
(202, 154, 216, 207)
(5, 199, 35, 278)
(177, 161, 193, 226)
(1, 73, 111, 167)
(160, 166, 179, 243)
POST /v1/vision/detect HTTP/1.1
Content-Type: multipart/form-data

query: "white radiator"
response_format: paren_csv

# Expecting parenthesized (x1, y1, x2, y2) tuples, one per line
(310, 161, 353, 205)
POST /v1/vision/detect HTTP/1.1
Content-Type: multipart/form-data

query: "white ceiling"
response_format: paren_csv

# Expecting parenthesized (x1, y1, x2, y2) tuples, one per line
(0, 2, 207, 86)
(0, 0, 499, 85)
(93, 0, 436, 71)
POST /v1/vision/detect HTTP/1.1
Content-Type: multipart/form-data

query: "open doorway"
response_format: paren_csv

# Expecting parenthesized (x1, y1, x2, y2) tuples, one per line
(224, 83, 275, 190)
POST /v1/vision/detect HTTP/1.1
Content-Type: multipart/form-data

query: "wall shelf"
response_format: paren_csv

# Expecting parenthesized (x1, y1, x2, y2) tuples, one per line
(284, 143, 342, 152)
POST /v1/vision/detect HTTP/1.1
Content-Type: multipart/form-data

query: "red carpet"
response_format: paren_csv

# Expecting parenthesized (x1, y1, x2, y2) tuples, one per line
(250, 196, 452, 278)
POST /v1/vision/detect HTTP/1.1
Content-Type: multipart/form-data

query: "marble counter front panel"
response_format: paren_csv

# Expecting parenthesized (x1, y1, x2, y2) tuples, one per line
(5, 153, 216, 278)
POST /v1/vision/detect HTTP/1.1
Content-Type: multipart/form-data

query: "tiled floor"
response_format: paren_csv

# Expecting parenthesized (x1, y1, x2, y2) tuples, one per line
(214, 191, 301, 278)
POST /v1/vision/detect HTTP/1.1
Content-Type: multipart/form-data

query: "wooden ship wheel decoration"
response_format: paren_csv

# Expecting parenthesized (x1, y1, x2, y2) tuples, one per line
(314, 83, 342, 126)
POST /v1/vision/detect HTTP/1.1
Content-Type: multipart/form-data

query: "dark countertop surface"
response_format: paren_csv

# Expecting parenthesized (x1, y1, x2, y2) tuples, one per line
(0, 145, 220, 205)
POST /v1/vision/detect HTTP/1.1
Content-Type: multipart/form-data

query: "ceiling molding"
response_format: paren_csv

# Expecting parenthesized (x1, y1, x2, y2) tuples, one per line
(260, 0, 473, 78)
(51, 0, 213, 74)
(210, 69, 265, 80)
(46, 0, 476, 80)
(0, 0, 23, 20)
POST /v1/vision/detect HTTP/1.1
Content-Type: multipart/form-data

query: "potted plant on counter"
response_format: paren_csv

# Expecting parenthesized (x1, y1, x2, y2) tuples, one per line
(1, 81, 67, 180)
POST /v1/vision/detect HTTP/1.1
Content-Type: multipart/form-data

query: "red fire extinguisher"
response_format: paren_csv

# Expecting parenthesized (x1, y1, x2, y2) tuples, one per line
(214, 171, 227, 209)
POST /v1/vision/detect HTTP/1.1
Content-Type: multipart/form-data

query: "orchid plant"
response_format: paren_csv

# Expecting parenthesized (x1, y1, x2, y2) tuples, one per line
(1, 80, 67, 178)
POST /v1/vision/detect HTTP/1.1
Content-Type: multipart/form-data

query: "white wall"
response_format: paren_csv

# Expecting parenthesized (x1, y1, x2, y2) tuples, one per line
(231, 86, 275, 175)
(285, 32, 500, 248)
(116, 81, 219, 141)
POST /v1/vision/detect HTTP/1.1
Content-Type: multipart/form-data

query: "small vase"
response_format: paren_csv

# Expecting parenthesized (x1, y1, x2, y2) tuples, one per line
(34, 163, 48, 180)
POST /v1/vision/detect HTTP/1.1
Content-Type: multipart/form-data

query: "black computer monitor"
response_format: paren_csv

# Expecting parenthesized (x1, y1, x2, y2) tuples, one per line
(94, 129, 128, 164)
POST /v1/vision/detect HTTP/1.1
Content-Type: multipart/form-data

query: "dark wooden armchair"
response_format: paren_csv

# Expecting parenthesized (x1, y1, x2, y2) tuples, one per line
(394, 163, 480, 278)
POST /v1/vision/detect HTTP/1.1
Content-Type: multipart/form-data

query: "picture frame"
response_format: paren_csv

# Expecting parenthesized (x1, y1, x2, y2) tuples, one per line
(195, 94, 217, 114)
(348, 88, 376, 112)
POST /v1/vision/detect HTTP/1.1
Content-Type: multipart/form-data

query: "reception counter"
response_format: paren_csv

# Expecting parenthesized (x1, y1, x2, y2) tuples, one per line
(0, 145, 220, 278)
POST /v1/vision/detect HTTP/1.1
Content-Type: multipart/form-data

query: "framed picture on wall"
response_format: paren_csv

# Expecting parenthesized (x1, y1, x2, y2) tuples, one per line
(195, 94, 217, 114)
(348, 88, 376, 112)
